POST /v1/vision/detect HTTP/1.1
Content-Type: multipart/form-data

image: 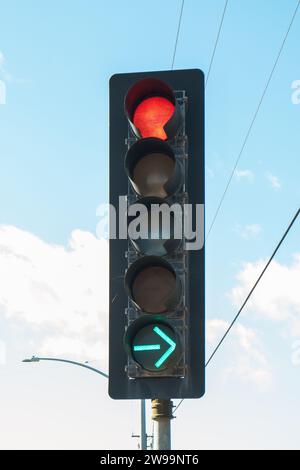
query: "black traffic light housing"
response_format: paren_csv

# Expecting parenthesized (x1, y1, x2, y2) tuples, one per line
(109, 69, 205, 400)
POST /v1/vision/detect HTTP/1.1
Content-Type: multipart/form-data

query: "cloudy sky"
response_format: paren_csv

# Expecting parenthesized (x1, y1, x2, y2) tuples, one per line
(0, 0, 300, 450)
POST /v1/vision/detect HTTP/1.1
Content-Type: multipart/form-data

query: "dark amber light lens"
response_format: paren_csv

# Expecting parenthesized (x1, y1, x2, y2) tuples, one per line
(132, 266, 176, 314)
(132, 152, 175, 198)
(133, 97, 175, 140)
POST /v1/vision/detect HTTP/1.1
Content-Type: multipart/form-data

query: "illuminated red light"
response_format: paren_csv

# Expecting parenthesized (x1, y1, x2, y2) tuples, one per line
(133, 97, 175, 140)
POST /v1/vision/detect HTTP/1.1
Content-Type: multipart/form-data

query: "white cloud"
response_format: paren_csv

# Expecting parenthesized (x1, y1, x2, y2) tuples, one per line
(207, 319, 271, 389)
(0, 340, 7, 365)
(206, 318, 228, 345)
(266, 172, 281, 190)
(291, 79, 300, 105)
(224, 359, 271, 388)
(40, 336, 107, 363)
(236, 223, 262, 239)
(0, 51, 11, 81)
(0, 51, 27, 84)
(0, 224, 275, 387)
(234, 169, 254, 182)
(229, 255, 300, 338)
(0, 225, 109, 367)
(291, 340, 300, 366)
(0, 79, 5, 105)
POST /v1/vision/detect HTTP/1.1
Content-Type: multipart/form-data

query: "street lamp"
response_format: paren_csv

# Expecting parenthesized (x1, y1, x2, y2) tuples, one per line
(22, 355, 109, 378)
(23, 355, 149, 450)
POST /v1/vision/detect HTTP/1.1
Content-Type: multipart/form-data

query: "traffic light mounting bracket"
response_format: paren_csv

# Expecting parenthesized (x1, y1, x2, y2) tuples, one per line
(125, 89, 188, 380)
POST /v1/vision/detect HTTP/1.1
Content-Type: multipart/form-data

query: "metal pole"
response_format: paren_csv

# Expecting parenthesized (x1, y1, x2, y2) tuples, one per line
(151, 399, 173, 450)
(141, 399, 147, 450)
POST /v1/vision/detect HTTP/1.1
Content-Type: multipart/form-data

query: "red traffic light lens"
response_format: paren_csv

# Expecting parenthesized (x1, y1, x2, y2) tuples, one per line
(125, 78, 182, 141)
(133, 97, 175, 141)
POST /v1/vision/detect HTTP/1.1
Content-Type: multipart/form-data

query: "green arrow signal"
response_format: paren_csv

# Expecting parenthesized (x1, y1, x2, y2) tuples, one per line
(153, 326, 176, 368)
(133, 344, 160, 352)
(133, 326, 176, 369)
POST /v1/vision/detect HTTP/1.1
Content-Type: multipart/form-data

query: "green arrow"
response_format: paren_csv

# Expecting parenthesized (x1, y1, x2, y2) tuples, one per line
(153, 326, 176, 369)
(133, 326, 176, 369)
(133, 344, 161, 352)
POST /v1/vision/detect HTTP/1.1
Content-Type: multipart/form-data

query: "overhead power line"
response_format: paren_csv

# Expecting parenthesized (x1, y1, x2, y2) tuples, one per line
(205, 0, 229, 88)
(171, 0, 185, 69)
(206, 207, 300, 367)
(206, 1, 300, 240)
(171, 0, 229, 77)
(174, 207, 300, 413)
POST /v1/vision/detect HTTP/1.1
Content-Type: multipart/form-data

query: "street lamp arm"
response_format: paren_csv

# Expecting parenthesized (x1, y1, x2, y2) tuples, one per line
(23, 356, 108, 379)
(22, 355, 148, 449)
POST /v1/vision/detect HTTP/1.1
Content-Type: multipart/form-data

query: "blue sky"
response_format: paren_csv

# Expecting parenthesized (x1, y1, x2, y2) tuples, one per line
(0, 0, 300, 450)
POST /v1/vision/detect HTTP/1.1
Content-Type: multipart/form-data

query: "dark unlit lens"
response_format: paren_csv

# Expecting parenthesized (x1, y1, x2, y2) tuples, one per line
(133, 153, 174, 198)
(132, 266, 176, 313)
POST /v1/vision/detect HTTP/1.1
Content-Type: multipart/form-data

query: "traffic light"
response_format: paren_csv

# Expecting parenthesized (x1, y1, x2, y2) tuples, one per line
(109, 69, 205, 400)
